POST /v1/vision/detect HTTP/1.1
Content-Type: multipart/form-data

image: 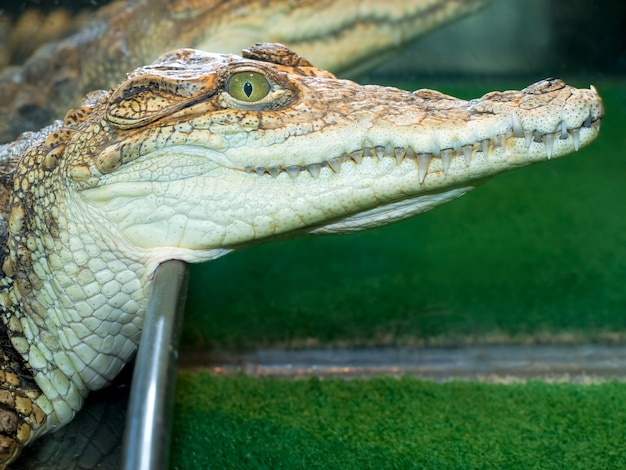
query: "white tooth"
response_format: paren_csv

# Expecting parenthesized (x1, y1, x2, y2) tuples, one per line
(269, 166, 280, 177)
(453, 140, 461, 154)
(590, 84, 598, 94)
(286, 166, 300, 178)
(570, 128, 580, 151)
(510, 112, 524, 137)
(328, 158, 342, 173)
(543, 134, 554, 159)
(405, 146, 416, 160)
(481, 139, 490, 156)
(375, 146, 385, 159)
(385, 143, 393, 156)
(245, 166, 254, 173)
(559, 122, 568, 140)
(524, 131, 533, 148)
(307, 163, 321, 178)
(255, 167, 265, 176)
(351, 150, 363, 164)
(495, 135, 505, 148)
(441, 149, 451, 174)
(394, 147, 406, 165)
(462, 146, 471, 166)
(363, 147, 374, 158)
(418, 153, 432, 184)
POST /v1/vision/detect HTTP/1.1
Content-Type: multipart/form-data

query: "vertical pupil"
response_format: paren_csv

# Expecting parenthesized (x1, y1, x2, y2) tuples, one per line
(243, 81, 253, 97)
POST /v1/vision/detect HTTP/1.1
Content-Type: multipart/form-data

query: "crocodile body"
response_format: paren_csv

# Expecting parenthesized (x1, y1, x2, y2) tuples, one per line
(0, 7, 89, 68)
(0, 0, 490, 143)
(0, 43, 603, 465)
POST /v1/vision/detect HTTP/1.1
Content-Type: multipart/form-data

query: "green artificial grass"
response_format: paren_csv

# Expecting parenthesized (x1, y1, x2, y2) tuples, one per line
(172, 374, 626, 469)
(180, 83, 626, 349)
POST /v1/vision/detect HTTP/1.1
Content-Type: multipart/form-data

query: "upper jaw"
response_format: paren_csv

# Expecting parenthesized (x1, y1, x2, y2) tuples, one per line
(89, 77, 602, 194)
(235, 79, 602, 186)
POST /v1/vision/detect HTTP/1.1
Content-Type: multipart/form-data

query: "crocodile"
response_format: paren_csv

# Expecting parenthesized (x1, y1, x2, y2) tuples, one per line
(0, 42, 603, 465)
(0, 0, 491, 143)
(0, 6, 87, 68)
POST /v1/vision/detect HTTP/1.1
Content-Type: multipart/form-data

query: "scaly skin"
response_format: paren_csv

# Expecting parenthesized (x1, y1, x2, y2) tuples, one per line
(0, 7, 87, 68)
(0, 0, 490, 143)
(0, 43, 603, 465)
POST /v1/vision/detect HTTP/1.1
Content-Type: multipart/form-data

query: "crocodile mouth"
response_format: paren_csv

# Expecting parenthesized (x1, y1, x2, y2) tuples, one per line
(243, 111, 602, 183)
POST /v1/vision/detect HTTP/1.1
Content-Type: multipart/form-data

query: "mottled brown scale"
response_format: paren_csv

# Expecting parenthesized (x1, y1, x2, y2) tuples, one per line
(62, 106, 92, 126)
(243, 43, 314, 68)
(0, 314, 46, 467)
(43, 146, 65, 171)
(0, 119, 77, 465)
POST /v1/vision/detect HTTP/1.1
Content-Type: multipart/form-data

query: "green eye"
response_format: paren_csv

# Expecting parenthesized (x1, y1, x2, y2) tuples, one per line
(226, 72, 271, 102)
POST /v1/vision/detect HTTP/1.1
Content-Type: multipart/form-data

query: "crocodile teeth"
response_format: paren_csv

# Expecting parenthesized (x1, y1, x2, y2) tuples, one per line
(307, 163, 321, 178)
(524, 131, 533, 148)
(418, 153, 432, 184)
(375, 146, 385, 160)
(510, 112, 524, 137)
(247, 110, 601, 180)
(394, 147, 406, 165)
(481, 139, 489, 156)
(285, 165, 300, 178)
(558, 122, 569, 140)
(462, 145, 472, 166)
(441, 149, 452, 174)
(543, 133, 554, 159)
(268, 166, 280, 177)
(570, 128, 580, 151)
(328, 157, 342, 173)
(405, 146, 416, 161)
(350, 150, 363, 164)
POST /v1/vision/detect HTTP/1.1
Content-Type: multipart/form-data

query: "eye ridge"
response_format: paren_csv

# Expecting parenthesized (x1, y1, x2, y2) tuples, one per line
(226, 71, 271, 102)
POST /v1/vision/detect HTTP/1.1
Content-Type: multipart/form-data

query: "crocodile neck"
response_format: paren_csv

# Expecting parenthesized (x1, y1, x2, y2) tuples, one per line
(1, 123, 153, 436)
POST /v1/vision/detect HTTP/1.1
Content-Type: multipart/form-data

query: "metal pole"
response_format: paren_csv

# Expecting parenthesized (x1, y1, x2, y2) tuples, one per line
(122, 260, 188, 470)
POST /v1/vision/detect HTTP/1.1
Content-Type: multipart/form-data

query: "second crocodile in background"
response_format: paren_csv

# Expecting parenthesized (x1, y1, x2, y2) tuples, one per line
(0, 0, 491, 143)
(0, 43, 603, 465)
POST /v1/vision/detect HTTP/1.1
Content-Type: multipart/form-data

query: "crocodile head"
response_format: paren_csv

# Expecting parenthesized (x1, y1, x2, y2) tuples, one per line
(0, 43, 603, 461)
(65, 43, 603, 270)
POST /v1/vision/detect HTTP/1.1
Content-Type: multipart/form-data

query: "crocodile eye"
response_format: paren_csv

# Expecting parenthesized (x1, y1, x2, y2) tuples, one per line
(226, 72, 270, 102)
